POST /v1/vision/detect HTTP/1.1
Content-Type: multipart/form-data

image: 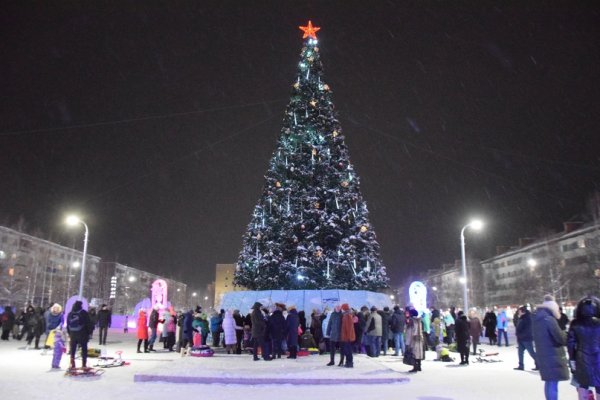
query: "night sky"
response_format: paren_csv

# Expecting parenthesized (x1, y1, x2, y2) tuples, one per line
(2, 3, 599, 290)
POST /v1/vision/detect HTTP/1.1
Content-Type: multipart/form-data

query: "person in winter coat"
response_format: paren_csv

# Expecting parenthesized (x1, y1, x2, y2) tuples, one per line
(326, 305, 343, 366)
(515, 306, 538, 371)
(1, 306, 15, 341)
(25, 306, 45, 350)
(162, 309, 176, 351)
(222, 310, 242, 354)
(136, 308, 149, 353)
(286, 305, 299, 359)
(533, 295, 569, 400)
(558, 307, 569, 331)
(365, 306, 383, 357)
(97, 304, 111, 346)
(468, 310, 483, 356)
(210, 312, 223, 347)
(379, 306, 392, 355)
(147, 306, 160, 352)
(192, 313, 209, 346)
(567, 296, 600, 399)
(390, 305, 406, 356)
(443, 310, 455, 344)
(250, 302, 269, 360)
(88, 307, 98, 340)
(181, 309, 193, 350)
(497, 309, 509, 346)
(354, 306, 367, 353)
(233, 309, 244, 354)
(483, 309, 497, 345)
(43, 303, 63, 353)
(340, 304, 355, 368)
(67, 300, 92, 369)
(310, 309, 324, 353)
(405, 308, 424, 372)
(455, 311, 471, 365)
(269, 303, 286, 358)
(51, 328, 66, 369)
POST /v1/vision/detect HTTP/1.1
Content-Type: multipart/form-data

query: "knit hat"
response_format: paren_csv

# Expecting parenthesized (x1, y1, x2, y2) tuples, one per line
(341, 303, 350, 311)
(541, 294, 560, 319)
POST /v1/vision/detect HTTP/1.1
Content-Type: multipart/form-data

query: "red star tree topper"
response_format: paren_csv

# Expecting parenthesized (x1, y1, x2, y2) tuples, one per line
(299, 20, 320, 39)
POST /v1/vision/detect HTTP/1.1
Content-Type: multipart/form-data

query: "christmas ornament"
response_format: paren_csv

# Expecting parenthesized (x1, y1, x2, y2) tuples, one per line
(323, 84, 329, 91)
(341, 181, 349, 187)
(311, 148, 317, 155)
(299, 21, 320, 39)
(275, 181, 282, 188)
(310, 99, 317, 107)
(360, 225, 368, 233)
(332, 130, 338, 137)
(293, 82, 300, 89)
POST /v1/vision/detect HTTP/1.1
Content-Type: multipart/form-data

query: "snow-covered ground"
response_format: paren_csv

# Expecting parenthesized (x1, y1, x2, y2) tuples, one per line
(0, 328, 578, 400)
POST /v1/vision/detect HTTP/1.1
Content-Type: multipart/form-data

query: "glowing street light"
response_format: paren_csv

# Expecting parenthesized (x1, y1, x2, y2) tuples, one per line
(66, 215, 89, 300)
(460, 219, 483, 313)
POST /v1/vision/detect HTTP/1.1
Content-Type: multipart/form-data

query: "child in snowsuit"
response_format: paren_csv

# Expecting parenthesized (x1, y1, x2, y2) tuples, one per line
(52, 329, 66, 369)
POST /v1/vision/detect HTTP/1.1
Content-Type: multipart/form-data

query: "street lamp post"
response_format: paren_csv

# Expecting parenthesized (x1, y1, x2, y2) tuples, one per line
(66, 215, 89, 300)
(460, 219, 483, 313)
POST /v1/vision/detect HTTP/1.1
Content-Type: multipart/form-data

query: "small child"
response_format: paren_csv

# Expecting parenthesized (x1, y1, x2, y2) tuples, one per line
(52, 329, 66, 369)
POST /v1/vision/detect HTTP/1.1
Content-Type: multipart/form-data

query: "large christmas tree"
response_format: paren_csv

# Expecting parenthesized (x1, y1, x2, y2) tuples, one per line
(234, 22, 388, 291)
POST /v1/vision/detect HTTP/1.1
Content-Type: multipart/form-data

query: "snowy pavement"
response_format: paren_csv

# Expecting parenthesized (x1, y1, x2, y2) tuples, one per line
(0, 329, 578, 400)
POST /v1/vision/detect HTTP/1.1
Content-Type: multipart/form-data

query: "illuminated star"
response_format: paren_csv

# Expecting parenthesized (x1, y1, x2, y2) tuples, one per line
(299, 21, 320, 39)
(310, 99, 317, 107)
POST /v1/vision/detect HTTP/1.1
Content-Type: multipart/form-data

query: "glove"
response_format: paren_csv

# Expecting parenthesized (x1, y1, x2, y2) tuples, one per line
(569, 360, 576, 373)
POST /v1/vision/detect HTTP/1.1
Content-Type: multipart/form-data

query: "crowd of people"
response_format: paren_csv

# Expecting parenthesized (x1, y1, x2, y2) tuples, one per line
(0, 301, 111, 370)
(1, 294, 599, 399)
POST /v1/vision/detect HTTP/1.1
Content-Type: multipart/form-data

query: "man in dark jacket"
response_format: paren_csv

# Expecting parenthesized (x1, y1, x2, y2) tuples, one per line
(514, 305, 538, 371)
(67, 300, 92, 369)
(326, 305, 342, 366)
(379, 306, 392, 355)
(532, 295, 569, 400)
(286, 305, 299, 359)
(97, 304, 111, 345)
(269, 303, 286, 359)
(250, 302, 268, 361)
(147, 306, 160, 352)
(455, 311, 471, 365)
(390, 305, 406, 356)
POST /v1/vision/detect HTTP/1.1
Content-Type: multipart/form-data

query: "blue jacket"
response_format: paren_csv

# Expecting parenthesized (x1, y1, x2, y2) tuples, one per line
(496, 311, 508, 330)
(533, 306, 569, 382)
(326, 310, 342, 342)
(210, 315, 222, 333)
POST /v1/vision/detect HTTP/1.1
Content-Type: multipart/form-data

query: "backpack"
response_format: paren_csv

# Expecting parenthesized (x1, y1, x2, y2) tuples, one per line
(68, 311, 84, 332)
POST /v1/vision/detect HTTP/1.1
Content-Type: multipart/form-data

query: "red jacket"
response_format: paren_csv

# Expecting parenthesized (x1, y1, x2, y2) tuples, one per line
(137, 310, 149, 340)
(341, 311, 356, 342)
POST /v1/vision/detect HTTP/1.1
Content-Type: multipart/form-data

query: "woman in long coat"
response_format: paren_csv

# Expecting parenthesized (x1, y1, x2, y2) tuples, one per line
(468, 310, 483, 355)
(221, 310, 240, 354)
(567, 296, 600, 399)
(483, 310, 497, 345)
(136, 309, 149, 353)
(286, 306, 299, 359)
(405, 308, 424, 372)
(532, 295, 569, 400)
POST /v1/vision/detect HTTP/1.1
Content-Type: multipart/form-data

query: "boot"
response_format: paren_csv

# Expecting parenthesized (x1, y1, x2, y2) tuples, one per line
(70, 358, 76, 370)
(144, 340, 149, 353)
(417, 360, 422, 371)
(137, 340, 142, 353)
